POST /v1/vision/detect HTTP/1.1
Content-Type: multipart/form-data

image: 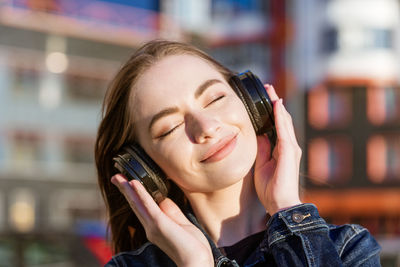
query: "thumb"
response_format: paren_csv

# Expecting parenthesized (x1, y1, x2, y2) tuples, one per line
(254, 135, 271, 170)
(159, 198, 191, 226)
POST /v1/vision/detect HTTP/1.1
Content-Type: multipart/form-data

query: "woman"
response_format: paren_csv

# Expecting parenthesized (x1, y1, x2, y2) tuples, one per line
(95, 40, 381, 266)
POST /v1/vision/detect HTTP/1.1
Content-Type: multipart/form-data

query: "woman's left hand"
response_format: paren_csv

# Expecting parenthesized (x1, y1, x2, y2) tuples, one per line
(253, 85, 302, 216)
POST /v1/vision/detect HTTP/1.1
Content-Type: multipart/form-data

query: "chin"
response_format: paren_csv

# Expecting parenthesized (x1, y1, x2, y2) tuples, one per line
(230, 150, 256, 177)
(211, 142, 257, 189)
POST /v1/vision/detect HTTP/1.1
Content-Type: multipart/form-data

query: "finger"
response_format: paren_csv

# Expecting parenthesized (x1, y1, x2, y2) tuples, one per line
(111, 174, 159, 225)
(265, 84, 279, 102)
(265, 85, 296, 144)
(274, 99, 291, 142)
(129, 178, 163, 221)
(111, 174, 140, 209)
(159, 198, 192, 226)
(254, 135, 271, 170)
(279, 101, 299, 145)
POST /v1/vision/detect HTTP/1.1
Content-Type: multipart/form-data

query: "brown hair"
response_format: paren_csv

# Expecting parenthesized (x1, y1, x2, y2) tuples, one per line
(95, 40, 233, 253)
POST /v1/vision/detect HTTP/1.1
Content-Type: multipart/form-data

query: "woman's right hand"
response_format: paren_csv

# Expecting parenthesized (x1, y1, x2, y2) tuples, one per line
(111, 174, 213, 267)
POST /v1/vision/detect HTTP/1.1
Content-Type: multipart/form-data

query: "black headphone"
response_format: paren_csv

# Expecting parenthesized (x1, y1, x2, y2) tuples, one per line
(113, 71, 275, 203)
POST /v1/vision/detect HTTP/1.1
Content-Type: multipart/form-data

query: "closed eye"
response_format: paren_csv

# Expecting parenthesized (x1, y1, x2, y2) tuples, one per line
(158, 122, 184, 138)
(205, 95, 225, 107)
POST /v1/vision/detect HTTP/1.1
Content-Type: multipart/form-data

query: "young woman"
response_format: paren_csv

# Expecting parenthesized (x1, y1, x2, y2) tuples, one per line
(95, 40, 381, 266)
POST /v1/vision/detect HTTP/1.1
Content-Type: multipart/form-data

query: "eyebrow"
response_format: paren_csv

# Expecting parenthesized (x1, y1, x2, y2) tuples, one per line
(194, 79, 222, 99)
(148, 107, 179, 132)
(148, 79, 223, 132)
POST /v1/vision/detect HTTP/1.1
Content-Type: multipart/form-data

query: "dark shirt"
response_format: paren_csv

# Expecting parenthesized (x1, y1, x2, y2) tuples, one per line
(219, 230, 265, 265)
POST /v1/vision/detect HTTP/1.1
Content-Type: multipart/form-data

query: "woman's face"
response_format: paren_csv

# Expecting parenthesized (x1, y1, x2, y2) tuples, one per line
(132, 54, 257, 193)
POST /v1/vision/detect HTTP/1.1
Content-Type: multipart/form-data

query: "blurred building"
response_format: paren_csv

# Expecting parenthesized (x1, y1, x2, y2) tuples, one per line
(0, 0, 399, 266)
(299, 0, 400, 265)
(166, 0, 289, 95)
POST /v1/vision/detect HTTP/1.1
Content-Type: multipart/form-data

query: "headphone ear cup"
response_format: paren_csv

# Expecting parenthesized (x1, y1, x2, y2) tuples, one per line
(113, 144, 168, 203)
(229, 76, 263, 134)
(229, 71, 275, 135)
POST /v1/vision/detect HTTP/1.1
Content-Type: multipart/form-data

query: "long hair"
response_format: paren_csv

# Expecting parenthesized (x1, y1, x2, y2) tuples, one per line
(95, 40, 233, 253)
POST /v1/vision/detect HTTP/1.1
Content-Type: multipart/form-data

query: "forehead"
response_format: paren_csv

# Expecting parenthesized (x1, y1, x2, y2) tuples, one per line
(131, 54, 225, 118)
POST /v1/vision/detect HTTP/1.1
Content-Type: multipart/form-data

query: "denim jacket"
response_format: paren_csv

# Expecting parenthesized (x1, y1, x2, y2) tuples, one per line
(105, 204, 381, 266)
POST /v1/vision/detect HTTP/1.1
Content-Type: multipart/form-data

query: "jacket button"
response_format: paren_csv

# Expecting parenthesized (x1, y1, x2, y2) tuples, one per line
(292, 213, 305, 223)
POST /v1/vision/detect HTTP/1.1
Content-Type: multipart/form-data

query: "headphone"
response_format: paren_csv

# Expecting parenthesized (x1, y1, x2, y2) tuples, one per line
(113, 71, 275, 203)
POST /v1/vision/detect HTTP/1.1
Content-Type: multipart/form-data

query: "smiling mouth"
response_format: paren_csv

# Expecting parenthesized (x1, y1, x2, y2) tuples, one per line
(200, 134, 238, 163)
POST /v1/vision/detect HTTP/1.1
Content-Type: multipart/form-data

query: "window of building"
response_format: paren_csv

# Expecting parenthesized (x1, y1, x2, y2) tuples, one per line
(0, 238, 16, 266)
(308, 86, 352, 129)
(63, 137, 95, 164)
(64, 74, 107, 104)
(211, 42, 270, 80)
(24, 240, 69, 266)
(321, 26, 394, 54)
(321, 27, 338, 54)
(212, 0, 270, 15)
(11, 67, 41, 101)
(306, 83, 400, 187)
(367, 85, 400, 125)
(370, 29, 393, 49)
(308, 135, 353, 185)
(367, 134, 400, 183)
(11, 131, 44, 168)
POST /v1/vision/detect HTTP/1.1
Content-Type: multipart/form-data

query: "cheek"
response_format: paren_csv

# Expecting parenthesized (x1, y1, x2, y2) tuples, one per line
(226, 97, 254, 131)
(149, 138, 194, 181)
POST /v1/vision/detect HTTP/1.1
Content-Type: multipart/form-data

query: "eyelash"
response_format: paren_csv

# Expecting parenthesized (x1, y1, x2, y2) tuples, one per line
(158, 95, 225, 138)
(158, 122, 183, 138)
(205, 95, 225, 107)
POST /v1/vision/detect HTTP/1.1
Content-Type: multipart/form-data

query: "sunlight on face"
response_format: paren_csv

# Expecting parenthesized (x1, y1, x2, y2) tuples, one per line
(131, 54, 257, 193)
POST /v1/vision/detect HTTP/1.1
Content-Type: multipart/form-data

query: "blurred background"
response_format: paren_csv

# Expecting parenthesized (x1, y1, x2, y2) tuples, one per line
(0, 0, 399, 266)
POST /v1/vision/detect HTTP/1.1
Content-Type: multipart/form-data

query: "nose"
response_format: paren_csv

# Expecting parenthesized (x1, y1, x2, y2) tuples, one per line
(185, 112, 221, 143)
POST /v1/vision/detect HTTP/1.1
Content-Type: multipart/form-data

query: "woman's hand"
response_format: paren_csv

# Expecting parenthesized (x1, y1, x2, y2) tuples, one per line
(253, 85, 302, 216)
(111, 174, 213, 267)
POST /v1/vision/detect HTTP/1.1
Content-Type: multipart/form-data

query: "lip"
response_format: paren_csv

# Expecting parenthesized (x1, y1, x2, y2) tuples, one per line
(200, 133, 238, 163)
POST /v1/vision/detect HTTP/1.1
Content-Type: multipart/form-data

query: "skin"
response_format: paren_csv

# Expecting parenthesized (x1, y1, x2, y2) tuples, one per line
(111, 54, 302, 266)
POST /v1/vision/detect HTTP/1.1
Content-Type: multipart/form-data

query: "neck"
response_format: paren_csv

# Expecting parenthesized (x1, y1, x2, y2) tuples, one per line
(184, 171, 267, 247)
